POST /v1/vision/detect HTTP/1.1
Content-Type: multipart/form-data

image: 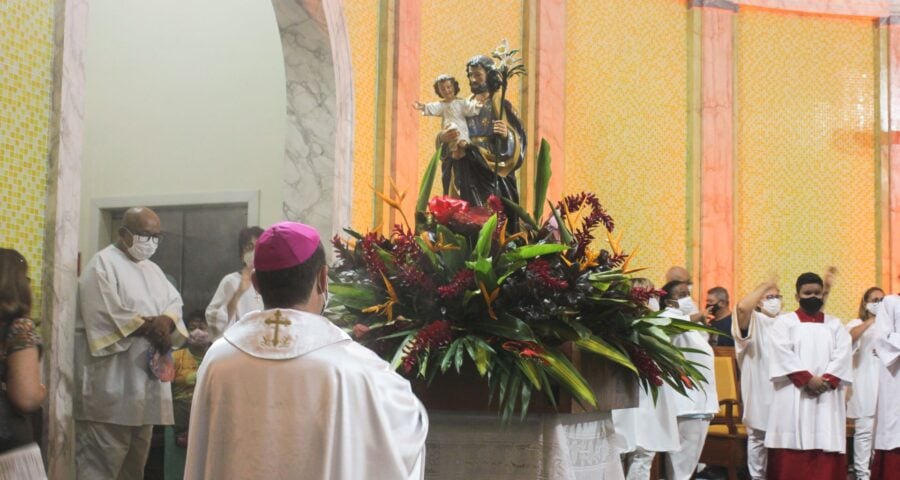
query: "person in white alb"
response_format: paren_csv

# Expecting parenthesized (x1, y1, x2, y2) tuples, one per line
(870, 294, 900, 479)
(184, 221, 429, 480)
(75, 207, 188, 479)
(659, 280, 718, 480)
(845, 287, 884, 480)
(732, 280, 782, 480)
(613, 278, 681, 480)
(205, 226, 264, 340)
(765, 272, 852, 480)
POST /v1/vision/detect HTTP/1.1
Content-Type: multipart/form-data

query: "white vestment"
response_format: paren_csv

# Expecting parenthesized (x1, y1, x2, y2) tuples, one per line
(873, 295, 900, 451)
(846, 318, 880, 419)
(184, 308, 429, 480)
(75, 245, 187, 425)
(421, 97, 481, 143)
(204, 271, 262, 340)
(612, 383, 681, 454)
(732, 310, 777, 431)
(764, 312, 852, 453)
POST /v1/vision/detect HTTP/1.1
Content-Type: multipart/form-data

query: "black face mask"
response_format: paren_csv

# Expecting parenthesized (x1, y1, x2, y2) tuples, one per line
(706, 303, 720, 314)
(798, 296, 824, 314)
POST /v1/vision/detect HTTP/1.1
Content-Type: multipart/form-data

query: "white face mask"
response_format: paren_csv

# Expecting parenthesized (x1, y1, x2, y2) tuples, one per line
(243, 250, 254, 268)
(127, 236, 157, 261)
(760, 298, 782, 317)
(647, 297, 660, 312)
(866, 302, 881, 316)
(188, 328, 210, 346)
(677, 296, 697, 316)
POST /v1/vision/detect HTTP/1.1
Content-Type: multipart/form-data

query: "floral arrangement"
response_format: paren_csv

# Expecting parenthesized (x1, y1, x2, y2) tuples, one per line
(328, 141, 714, 419)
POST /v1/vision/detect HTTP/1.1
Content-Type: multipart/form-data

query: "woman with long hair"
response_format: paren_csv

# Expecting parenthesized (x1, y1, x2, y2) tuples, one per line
(0, 248, 47, 478)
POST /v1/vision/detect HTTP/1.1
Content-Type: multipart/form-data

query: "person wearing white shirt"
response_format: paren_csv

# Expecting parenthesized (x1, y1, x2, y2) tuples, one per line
(870, 294, 900, 478)
(732, 280, 781, 480)
(205, 226, 264, 340)
(845, 287, 884, 480)
(613, 278, 681, 480)
(659, 280, 718, 480)
(75, 207, 188, 479)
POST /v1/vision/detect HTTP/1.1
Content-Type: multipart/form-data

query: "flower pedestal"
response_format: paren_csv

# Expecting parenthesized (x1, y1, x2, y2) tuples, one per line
(414, 344, 637, 480)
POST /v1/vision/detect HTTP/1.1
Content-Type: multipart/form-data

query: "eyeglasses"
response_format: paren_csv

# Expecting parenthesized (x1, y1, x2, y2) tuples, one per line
(125, 227, 162, 245)
(765, 294, 783, 300)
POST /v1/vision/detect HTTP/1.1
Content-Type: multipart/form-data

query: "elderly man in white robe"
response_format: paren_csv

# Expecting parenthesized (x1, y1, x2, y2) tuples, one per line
(184, 221, 429, 480)
(871, 294, 900, 478)
(765, 272, 852, 480)
(613, 279, 681, 480)
(731, 279, 781, 479)
(75, 206, 188, 479)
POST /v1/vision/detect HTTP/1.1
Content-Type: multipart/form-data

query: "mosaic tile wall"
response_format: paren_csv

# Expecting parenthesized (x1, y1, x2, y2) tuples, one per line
(0, 0, 54, 319)
(343, 1, 379, 230)
(735, 8, 876, 320)
(564, 0, 689, 283)
(417, 1, 526, 197)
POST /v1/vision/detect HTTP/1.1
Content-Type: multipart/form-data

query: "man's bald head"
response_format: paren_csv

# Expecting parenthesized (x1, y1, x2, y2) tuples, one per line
(665, 266, 691, 284)
(122, 207, 160, 232)
(118, 207, 162, 254)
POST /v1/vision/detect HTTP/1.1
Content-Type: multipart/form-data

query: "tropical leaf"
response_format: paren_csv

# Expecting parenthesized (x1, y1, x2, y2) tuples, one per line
(532, 139, 552, 222)
(328, 284, 378, 310)
(475, 214, 498, 259)
(548, 202, 573, 245)
(416, 145, 442, 222)
(501, 243, 568, 263)
(500, 196, 538, 229)
(576, 336, 639, 374)
(541, 349, 597, 408)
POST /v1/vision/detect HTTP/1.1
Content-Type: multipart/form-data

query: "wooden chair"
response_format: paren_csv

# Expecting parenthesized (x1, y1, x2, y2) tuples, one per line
(699, 348, 747, 480)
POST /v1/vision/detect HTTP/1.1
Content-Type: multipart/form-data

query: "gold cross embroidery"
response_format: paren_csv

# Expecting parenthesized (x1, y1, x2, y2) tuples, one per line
(263, 310, 292, 347)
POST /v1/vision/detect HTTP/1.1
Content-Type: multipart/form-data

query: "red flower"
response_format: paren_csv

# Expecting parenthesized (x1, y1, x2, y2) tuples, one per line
(629, 287, 668, 305)
(428, 196, 469, 224)
(502, 341, 548, 364)
(450, 206, 494, 233)
(438, 269, 475, 300)
(527, 259, 569, 290)
(625, 344, 663, 387)
(402, 320, 454, 374)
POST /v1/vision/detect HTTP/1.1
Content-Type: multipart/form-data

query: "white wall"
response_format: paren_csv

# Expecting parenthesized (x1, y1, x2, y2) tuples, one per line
(80, 0, 286, 256)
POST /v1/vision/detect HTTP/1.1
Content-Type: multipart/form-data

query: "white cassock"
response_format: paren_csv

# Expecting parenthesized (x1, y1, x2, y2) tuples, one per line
(661, 307, 718, 480)
(184, 308, 429, 480)
(846, 317, 880, 479)
(732, 310, 777, 479)
(765, 312, 852, 453)
(75, 244, 188, 426)
(613, 382, 681, 480)
(205, 271, 263, 340)
(75, 245, 187, 478)
(873, 296, 900, 452)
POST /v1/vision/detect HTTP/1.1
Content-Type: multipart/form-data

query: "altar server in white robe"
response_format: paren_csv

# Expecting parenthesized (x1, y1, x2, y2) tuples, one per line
(75, 207, 188, 479)
(870, 294, 900, 479)
(205, 226, 264, 340)
(846, 287, 885, 480)
(732, 280, 781, 479)
(765, 272, 852, 480)
(184, 221, 429, 480)
(613, 278, 681, 480)
(659, 280, 718, 480)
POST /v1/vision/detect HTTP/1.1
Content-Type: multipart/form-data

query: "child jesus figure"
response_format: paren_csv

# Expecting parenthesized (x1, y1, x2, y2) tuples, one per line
(414, 74, 482, 156)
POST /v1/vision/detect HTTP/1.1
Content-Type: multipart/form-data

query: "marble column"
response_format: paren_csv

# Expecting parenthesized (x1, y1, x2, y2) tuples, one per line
(692, 0, 737, 296)
(534, 0, 566, 209)
(272, 0, 337, 237)
(42, 0, 89, 477)
(391, 1, 422, 228)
